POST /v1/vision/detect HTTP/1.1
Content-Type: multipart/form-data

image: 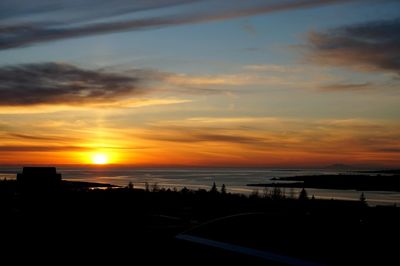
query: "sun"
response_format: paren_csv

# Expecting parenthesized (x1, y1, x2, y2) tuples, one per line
(91, 153, 109, 165)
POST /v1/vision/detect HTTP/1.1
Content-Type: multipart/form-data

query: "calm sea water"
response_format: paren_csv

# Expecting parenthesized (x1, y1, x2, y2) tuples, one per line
(1, 166, 399, 206)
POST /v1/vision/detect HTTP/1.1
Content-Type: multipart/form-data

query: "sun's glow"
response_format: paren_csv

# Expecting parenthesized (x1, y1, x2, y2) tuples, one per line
(91, 153, 109, 165)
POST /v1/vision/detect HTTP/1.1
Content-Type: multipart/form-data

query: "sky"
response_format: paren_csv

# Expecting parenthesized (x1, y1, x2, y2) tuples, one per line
(0, 0, 399, 167)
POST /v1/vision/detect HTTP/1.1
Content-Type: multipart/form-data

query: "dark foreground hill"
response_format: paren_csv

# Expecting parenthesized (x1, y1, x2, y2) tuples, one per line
(0, 180, 399, 265)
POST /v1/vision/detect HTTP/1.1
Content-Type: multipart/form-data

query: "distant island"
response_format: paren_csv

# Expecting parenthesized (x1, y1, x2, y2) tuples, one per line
(248, 173, 400, 192)
(355, 169, 400, 175)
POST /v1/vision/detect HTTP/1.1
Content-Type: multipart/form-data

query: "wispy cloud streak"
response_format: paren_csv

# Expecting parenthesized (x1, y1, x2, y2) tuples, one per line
(0, 0, 360, 50)
(319, 82, 372, 92)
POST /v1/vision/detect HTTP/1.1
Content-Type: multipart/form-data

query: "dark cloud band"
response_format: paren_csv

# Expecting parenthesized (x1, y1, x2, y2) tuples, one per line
(307, 17, 400, 75)
(0, 0, 360, 50)
(0, 62, 144, 106)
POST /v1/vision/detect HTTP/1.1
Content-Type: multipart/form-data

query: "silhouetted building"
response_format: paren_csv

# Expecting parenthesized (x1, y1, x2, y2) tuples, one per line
(17, 167, 62, 188)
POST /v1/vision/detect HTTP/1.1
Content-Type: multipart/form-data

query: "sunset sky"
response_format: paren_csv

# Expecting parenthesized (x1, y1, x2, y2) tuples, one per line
(0, 0, 399, 167)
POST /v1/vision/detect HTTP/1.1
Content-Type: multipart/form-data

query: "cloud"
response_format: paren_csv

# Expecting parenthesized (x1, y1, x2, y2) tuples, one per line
(0, 98, 192, 114)
(7, 133, 78, 142)
(140, 123, 301, 150)
(151, 116, 284, 129)
(375, 148, 400, 153)
(0, 145, 88, 152)
(92, 98, 192, 108)
(140, 117, 400, 157)
(0, 60, 375, 110)
(306, 17, 400, 75)
(0, 0, 360, 50)
(319, 82, 372, 92)
(2, 62, 269, 109)
(0, 1, 194, 23)
(0, 62, 149, 106)
(148, 129, 265, 145)
(164, 70, 315, 88)
(243, 64, 303, 73)
(164, 73, 259, 87)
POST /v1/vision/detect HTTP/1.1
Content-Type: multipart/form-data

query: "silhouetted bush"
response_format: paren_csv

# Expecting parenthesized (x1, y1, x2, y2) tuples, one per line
(221, 184, 227, 194)
(180, 187, 190, 194)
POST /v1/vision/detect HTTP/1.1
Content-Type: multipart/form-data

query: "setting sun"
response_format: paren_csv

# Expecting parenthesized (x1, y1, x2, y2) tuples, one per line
(92, 153, 109, 165)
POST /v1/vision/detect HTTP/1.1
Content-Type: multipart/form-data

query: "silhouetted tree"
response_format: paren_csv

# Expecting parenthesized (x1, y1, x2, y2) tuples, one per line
(263, 187, 270, 199)
(298, 188, 308, 201)
(270, 187, 284, 200)
(250, 189, 259, 199)
(144, 182, 150, 192)
(360, 192, 367, 206)
(289, 188, 295, 199)
(221, 184, 227, 194)
(210, 182, 218, 194)
(128, 182, 134, 190)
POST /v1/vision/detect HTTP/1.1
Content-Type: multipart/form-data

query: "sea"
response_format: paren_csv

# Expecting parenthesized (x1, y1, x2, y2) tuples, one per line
(1, 166, 399, 206)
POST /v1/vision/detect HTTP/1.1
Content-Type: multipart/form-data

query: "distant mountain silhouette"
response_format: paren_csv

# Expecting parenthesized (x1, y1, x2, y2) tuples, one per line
(324, 163, 354, 170)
